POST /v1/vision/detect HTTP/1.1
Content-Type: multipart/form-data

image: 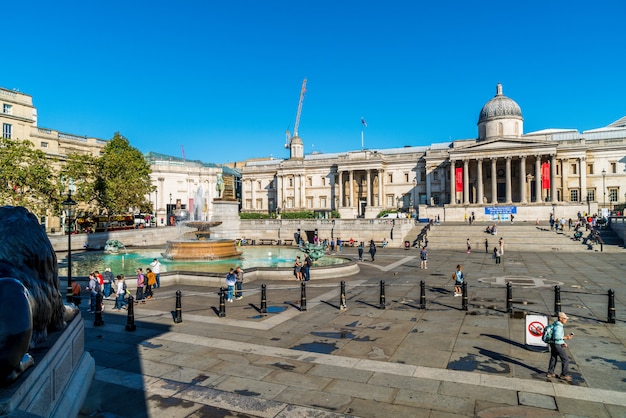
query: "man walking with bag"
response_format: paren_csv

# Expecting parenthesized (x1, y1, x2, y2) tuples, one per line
(546, 312, 574, 381)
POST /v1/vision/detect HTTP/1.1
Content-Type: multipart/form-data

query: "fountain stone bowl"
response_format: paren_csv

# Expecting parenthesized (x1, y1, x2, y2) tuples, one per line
(163, 221, 241, 261)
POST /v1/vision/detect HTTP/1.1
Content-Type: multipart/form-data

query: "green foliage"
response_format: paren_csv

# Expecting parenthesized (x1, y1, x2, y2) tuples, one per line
(331, 210, 340, 219)
(282, 211, 315, 219)
(239, 212, 271, 219)
(0, 136, 57, 217)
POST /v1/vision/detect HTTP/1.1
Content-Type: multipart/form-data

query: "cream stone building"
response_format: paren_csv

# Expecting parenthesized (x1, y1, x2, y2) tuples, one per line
(241, 84, 626, 221)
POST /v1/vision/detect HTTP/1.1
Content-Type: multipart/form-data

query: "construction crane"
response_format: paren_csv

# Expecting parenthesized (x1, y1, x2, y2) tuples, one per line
(285, 78, 307, 149)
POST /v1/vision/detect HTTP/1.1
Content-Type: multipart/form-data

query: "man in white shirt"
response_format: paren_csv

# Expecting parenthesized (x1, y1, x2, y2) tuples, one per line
(150, 258, 162, 288)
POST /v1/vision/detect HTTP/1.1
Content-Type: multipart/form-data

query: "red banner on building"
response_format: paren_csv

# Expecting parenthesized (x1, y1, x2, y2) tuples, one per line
(541, 162, 550, 189)
(455, 167, 463, 192)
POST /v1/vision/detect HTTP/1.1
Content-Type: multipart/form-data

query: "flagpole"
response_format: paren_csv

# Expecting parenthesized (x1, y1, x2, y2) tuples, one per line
(361, 129, 364, 150)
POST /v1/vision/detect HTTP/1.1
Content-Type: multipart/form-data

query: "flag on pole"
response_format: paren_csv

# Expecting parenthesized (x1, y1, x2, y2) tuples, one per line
(361, 117, 367, 127)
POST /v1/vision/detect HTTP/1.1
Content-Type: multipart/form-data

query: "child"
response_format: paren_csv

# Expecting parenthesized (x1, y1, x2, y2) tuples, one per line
(453, 264, 464, 297)
(226, 268, 237, 302)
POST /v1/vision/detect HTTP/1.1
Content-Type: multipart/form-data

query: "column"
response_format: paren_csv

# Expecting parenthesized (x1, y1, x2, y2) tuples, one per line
(579, 157, 587, 203)
(250, 179, 256, 210)
(561, 158, 569, 201)
(476, 159, 483, 205)
(378, 169, 383, 207)
(365, 169, 374, 208)
(337, 172, 343, 208)
(535, 156, 543, 203)
(463, 160, 469, 204)
(520, 156, 527, 203)
(491, 158, 498, 204)
(349, 171, 354, 207)
(551, 155, 557, 202)
(277, 175, 283, 208)
(426, 166, 432, 204)
(505, 156, 512, 204)
(449, 161, 456, 204)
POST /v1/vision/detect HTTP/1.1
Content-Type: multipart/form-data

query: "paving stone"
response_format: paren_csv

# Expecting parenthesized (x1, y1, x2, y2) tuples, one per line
(273, 386, 352, 413)
(214, 375, 288, 400)
(325, 380, 397, 403)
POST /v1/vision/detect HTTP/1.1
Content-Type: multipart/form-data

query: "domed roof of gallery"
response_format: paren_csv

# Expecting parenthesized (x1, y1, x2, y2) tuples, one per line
(478, 83, 523, 125)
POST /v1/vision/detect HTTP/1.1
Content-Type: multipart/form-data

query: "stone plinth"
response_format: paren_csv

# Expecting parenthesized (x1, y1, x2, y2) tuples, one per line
(211, 200, 241, 240)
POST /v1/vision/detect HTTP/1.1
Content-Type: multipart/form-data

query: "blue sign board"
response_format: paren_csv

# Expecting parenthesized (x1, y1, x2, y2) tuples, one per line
(485, 206, 517, 221)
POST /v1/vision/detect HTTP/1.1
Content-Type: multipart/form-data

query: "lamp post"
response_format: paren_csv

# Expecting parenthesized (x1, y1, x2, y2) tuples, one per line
(602, 168, 606, 211)
(62, 191, 77, 304)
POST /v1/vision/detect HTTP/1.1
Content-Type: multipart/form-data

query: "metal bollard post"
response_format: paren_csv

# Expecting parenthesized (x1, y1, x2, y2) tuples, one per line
(260, 284, 267, 314)
(300, 282, 307, 312)
(419, 280, 426, 309)
(608, 289, 616, 324)
(125, 296, 136, 331)
(218, 287, 226, 318)
(506, 282, 513, 313)
(94, 293, 104, 326)
(554, 285, 561, 316)
(340, 281, 347, 310)
(462, 281, 468, 311)
(174, 290, 182, 323)
(379, 280, 386, 309)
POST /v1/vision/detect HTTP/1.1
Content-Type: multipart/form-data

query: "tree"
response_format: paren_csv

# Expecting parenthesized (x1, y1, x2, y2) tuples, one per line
(95, 132, 153, 214)
(0, 136, 57, 217)
(59, 152, 99, 211)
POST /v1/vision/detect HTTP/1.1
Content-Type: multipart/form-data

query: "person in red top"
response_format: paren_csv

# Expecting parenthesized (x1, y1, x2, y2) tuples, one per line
(94, 270, 104, 287)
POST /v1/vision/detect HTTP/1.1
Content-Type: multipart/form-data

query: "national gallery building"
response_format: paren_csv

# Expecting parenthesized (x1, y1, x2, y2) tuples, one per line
(240, 84, 626, 221)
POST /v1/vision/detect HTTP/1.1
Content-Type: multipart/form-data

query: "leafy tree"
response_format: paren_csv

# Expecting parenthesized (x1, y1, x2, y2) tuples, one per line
(0, 136, 57, 216)
(59, 152, 99, 211)
(95, 132, 153, 214)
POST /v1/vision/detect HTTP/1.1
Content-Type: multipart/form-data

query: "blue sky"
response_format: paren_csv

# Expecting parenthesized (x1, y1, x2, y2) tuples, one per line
(4, 1, 625, 164)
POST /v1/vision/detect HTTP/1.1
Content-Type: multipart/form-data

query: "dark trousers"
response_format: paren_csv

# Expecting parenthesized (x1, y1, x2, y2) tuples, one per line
(235, 281, 243, 298)
(303, 266, 310, 281)
(89, 292, 97, 311)
(136, 287, 144, 301)
(548, 343, 570, 376)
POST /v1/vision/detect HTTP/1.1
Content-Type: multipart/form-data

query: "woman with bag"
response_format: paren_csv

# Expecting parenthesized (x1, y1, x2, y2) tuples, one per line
(136, 268, 146, 304)
(145, 268, 157, 300)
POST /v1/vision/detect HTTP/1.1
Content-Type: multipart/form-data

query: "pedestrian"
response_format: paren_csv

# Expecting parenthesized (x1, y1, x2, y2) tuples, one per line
(293, 256, 303, 280)
(484, 238, 489, 253)
(466, 238, 471, 254)
(150, 258, 162, 288)
(330, 239, 335, 252)
(452, 264, 464, 297)
(547, 312, 574, 381)
(303, 254, 312, 281)
(420, 246, 428, 269)
(71, 278, 82, 306)
(369, 240, 377, 261)
(114, 275, 128, 310)
(499, 237, 504, 255)
(86, 273, 99, 313)
(225, 268, 237, 302)
(102, 267, 114, 299)
(357, 241, 364, 261)
(145, 268, 156, 300)
(235, 266, 244, 299)
(494, 247, 501, 264)
(135, 268, 146, 304)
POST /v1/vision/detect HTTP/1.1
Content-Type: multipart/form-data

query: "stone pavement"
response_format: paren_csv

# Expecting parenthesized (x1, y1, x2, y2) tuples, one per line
(78, 247, 626, 418)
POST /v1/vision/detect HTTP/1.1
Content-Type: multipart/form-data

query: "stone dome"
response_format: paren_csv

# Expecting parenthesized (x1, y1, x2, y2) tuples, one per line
(478, 83, 523, 125)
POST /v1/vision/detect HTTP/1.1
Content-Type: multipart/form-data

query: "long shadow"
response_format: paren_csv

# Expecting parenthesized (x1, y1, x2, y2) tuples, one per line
(320, 300, 341, 310)
(355, 299, 385, 309)
(481, 333, 547, 352)
(283, 301, 304, 311)
(476, 346, 545, 374)
(427, 300, 464, 311)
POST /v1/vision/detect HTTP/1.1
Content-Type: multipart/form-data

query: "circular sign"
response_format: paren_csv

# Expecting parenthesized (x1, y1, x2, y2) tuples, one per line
(528, 321, 544, 337)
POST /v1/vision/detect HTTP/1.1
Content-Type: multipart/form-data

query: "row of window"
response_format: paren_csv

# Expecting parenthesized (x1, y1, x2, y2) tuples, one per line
(567, 162, 619, 175)
(569, 188, 620, 202)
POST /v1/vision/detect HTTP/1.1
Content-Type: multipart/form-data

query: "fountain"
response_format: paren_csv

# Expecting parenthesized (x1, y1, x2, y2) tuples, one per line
(162, 221, 241, 261)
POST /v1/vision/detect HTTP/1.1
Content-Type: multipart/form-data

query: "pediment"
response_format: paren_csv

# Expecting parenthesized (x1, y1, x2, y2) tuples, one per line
(451, 138, 556, 157)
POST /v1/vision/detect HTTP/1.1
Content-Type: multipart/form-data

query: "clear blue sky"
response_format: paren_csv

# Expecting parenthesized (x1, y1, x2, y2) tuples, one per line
(4, 1, 625, 164)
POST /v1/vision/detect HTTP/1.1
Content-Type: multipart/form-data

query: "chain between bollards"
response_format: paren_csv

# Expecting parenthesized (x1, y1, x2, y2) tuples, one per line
(260, 284, 267, 314)
(125, 295, 136, 331)
(461, 281, 468, 311)
(218, 287, 226, 318)
(506, 282, 513, 313)
(419, 280, 426, 309)
(94, 293, 104, 326)
(379, 280, 386, 309)
(174, 290, 182, 323)
(554, 285, 561, 316)
(340, 281, 347, 310)
(300, 282, 307, 311)
(608, 289, 616, 324)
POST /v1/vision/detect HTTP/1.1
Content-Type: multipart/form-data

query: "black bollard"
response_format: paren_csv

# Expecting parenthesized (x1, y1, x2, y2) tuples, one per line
(379, 280, 386, 309)
(419, 280, 426, 309)
(125, 296, 136, 331)
(340, 281, 347, 310)
(94, 293, 104, 327)
(506, 282, 513, 313)
(300, 282, 307, 312)
(461, 281, 468, 311)
(260, 284, 267, 314)
(174, 290, 182, 323)
(554, 285, 561, 316)
(218, 287, 226, 318)
(608, 289, 616, 324)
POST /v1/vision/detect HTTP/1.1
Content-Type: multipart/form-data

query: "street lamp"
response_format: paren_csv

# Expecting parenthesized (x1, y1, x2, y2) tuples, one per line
(62, 190, 77, 304)
(602, 168, 606, 211)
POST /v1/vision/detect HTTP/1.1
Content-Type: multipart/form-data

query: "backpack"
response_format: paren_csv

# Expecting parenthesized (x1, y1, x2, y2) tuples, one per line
(305, 256, 312, 267)
(93, 279, 101, 293)
(542, 322, 556, 343)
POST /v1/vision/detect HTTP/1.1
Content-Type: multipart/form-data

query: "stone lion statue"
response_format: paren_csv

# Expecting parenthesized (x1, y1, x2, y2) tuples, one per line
(0, 206, 76, 383)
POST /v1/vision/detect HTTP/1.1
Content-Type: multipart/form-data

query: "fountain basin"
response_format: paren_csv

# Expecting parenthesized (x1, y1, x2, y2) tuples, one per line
(163, 239, 241, 260)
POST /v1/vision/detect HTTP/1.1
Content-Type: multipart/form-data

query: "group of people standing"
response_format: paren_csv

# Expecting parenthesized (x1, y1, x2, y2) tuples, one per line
(225, 266, 245, 302)
(293, 254, 313, 280)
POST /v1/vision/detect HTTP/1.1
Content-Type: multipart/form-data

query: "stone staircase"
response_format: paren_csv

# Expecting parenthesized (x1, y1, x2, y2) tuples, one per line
(418, 221, 625, 253)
